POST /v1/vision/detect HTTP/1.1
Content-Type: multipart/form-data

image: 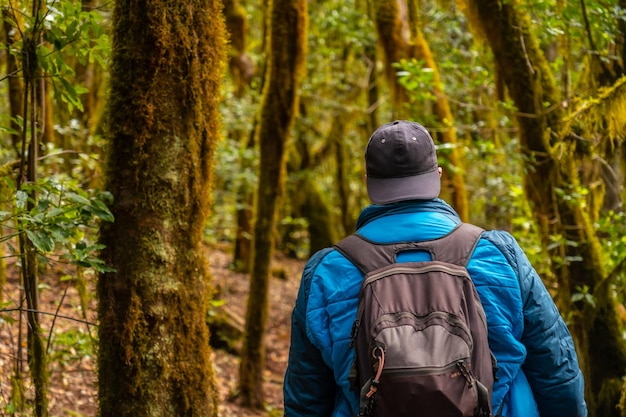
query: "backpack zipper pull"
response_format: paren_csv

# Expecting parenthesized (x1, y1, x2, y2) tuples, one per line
(366, 346, 385, 398)
(457, 360, 474, 388)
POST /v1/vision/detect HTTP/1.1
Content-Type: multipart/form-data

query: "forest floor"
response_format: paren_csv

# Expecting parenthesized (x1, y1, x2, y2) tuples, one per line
(0, 244, 305, 417)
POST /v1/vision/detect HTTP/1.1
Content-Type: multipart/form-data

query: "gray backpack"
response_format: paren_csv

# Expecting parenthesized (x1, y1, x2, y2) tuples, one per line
(334, 223, 495, 417)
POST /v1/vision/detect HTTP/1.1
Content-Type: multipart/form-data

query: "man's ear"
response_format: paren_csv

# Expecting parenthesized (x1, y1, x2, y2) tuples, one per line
(438, 167, 443, 177)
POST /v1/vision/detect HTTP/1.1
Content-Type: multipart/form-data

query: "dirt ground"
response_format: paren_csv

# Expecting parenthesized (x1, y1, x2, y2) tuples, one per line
(0, 245, 305, 417)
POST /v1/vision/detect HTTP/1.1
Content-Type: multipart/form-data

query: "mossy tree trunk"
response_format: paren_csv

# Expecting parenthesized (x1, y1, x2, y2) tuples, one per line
(233, 174, 255, 271)
(373, 0, 469, 219)
(365, 41, 380, 132)
(18, 90, 49, 416)
(464, 1, 626, 415)
(331, 115, 358, 237)
(372, 0, 411, 118)
(0, 8, 21, 298)
(238, 0, 307, 408)
(2, 7, 23, 154)
(407, 0, 469, 220)
(285, 131, 339, 257)
(223, 0, 256, 96)
(97, 1, 227, 416)
(15, 7, 50, 415)
(223, 0, 258, 271)
(1, 6, 45, 414)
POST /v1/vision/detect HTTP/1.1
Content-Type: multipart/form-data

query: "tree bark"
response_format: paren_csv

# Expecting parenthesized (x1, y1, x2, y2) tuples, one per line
(2, 7, 24, 154)
(223, 0, 256, 95)
(407, 0, 469, 220)
(223, 0, 258, 271)
(19, 15, 50, 417)
(285, 130, 340, 257)
(97, 1, 227, 416)
(372, 0, 411, 118)
(238, 0, 307, 408)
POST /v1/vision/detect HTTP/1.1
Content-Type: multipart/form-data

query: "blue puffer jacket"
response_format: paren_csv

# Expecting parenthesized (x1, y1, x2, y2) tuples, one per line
(284, 199, 587, 417)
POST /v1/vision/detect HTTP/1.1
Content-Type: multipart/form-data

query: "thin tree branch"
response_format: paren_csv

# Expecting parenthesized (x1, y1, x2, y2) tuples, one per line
(0, 308, 97, 327)
(580, 0, 613, 77)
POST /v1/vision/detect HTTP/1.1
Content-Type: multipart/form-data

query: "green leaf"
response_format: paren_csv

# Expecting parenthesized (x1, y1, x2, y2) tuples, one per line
(88, 206, 114, 222)
(571, 293, 584, 302)
(47, 207, 67, 218)
(67, 192, 91, 205)
(16, 190, 28, 209)
(25, 229, 55, 253)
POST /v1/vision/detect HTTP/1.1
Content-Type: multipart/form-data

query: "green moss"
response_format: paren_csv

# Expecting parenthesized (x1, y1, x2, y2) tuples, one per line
(238, 0, 307, 408)
(98, 1, 226, 416)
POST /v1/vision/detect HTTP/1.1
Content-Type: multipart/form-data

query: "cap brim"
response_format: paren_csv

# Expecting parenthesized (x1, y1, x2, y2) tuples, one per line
(367, 169, 441, 205)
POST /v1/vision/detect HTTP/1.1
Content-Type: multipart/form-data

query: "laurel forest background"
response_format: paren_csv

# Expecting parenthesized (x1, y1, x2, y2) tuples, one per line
(0, 0, 625, 416)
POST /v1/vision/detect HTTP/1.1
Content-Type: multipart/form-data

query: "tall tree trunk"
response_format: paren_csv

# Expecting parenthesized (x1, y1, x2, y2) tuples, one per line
(0, 3, 20, 315)
(365, 42, 380, 132)
(223, 0, 256, 96)
(18, 99, 49, 417)
(97, 1, 227, 416)
(2, 6, 47, 414)
(285, 125, 340, 257)
(464, 1, 626, 415)
(373, 0, 469, 218)
(232, 130, 256, 273)
(333, 115, 357, 236)
(223, 0, 258, 271)
(238, 0, 307, 408)
(407, 0, 469, 220)
(2, 7, 24, 154)
(17, 10, 50, 415)
(372, 0, 411, 118)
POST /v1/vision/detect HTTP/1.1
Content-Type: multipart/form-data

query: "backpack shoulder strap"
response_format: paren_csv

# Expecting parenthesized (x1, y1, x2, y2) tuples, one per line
(414, 222, 484, 266)
(334, 222, 484, 274)
(333, 233, 395, 275)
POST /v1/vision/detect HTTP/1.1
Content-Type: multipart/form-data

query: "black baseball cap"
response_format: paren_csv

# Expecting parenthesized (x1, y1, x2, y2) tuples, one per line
(365, 120, 440, 204)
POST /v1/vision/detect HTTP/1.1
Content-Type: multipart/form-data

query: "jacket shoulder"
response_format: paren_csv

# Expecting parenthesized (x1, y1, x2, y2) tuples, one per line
(297, 247, 336, 309)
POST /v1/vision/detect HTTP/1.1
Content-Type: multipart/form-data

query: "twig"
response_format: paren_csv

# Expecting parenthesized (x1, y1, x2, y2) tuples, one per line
(0, 308, 97, 327)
